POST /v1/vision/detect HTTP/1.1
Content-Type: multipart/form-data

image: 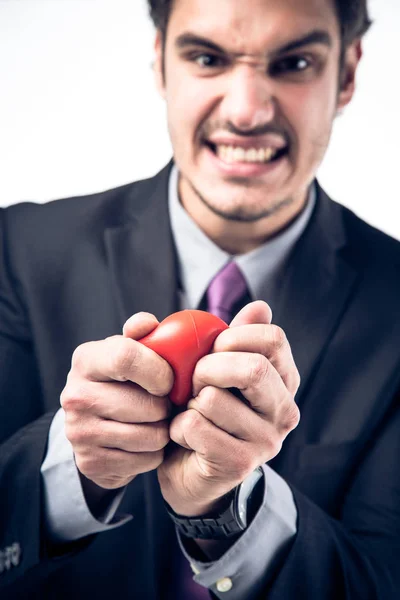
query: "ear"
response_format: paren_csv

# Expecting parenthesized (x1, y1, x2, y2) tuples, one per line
(154, 31, 166, 99)
(337, 39, 363, 111)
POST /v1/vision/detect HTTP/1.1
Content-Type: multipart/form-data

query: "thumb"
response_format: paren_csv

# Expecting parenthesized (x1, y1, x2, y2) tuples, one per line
(229, 300, 272, 328)
(122, 311, 160, 340)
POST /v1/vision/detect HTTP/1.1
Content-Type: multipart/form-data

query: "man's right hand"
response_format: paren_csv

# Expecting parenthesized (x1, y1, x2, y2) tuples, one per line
(60, 312, 174, 491)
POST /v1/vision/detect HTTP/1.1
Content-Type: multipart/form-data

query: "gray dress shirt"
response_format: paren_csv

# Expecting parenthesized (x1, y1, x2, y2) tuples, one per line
(41, 166, 315, 598)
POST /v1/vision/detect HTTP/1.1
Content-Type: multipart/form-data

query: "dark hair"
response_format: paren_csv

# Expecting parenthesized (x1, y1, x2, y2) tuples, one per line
(147, 0, 372, 48)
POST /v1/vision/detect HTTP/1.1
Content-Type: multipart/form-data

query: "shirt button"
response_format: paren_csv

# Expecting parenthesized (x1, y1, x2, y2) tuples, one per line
(216, 577, 233, 592)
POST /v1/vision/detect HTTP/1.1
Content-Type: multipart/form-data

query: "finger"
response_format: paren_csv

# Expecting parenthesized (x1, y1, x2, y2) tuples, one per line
(75, 446, 165, 489)
(71, 335, 174, 396)
(66, 417, 170, 453)
(61, 379, 171, 423)
(170, 409, 254, 481)
(122, 311, 159, 339)
(170, 408, 242, 460)
(213, 324, 300, 395)
(187, 385, 273, 443)
(192, 351, 290, 417)
(229, 300, 272, 328)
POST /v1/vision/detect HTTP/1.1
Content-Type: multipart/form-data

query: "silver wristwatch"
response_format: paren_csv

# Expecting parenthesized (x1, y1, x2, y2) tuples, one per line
(165, 467, 264, 540)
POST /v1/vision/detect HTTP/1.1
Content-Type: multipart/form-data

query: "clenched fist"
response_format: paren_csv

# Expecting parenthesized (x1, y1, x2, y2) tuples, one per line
(157, 301, 301, 517)
(60, 313, 174, 490)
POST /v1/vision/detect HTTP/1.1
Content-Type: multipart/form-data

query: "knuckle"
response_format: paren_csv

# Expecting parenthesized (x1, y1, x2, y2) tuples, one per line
(192, 358, 209, 386)
(292, 370, 301, 394)
(185, 408, 203, 430)
(269, 325, 287, 352)
(71, 342, 92, 373)
(146, 394, 171, 420)
(65, 423, 89, 447)
(259, 428, 283, 459)
(196, 386, 219, 414)
(64, 423, 78, 445)
(270, 438, 283, 459)
(248, 354, 269, 388)
(147, 449, 165, 470)
(150, 361, 174, 397)
(280, 403, 301, 434)
(158, 396, 172, 419)
(74, 453, 94, 477)
(153, 423, 170, 450)
(60, 382, 91, 413)
(60, 387, 76, 412)
(109, 337, 137, 379)
(261, 432, 283, 459)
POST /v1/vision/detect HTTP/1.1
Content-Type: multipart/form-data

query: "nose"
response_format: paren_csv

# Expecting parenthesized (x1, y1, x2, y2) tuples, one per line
(220, 63, 276, 132)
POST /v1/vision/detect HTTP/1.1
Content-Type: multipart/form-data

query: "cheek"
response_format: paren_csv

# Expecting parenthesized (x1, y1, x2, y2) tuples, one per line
(165, 69, 218, 148)
(280, 82, 337, 158)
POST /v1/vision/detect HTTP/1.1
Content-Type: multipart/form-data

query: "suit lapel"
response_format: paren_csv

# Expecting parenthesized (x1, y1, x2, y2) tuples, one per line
(104, 163, 179, 329)
(273, 183, 359, 409)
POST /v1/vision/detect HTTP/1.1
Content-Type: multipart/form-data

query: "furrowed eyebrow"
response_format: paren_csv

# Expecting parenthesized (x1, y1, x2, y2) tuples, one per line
(175, 29, 332, 57)
(175, 33, 225, 54)
(272, 30, 332, 55)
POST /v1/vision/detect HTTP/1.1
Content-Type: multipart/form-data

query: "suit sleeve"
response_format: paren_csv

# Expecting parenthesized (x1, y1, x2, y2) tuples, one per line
(0, 208, 89, 591)
(264, 389, 400, 600)
(41, 408, 131, 542)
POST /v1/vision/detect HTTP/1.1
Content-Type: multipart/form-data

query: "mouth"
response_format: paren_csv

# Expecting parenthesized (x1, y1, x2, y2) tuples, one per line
(205, 141, 289, 164)
(202, 140, 290, 176)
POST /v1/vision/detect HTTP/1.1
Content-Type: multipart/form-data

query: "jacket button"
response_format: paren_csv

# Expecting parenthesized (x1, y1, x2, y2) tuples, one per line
(216, 577, 233, 592)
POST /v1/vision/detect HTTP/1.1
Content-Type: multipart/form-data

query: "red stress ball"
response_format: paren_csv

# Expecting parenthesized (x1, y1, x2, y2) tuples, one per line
(138, 310, 228, 406)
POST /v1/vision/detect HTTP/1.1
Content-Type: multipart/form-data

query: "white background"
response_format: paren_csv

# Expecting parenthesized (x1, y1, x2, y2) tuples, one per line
(0, 0, 399, 239)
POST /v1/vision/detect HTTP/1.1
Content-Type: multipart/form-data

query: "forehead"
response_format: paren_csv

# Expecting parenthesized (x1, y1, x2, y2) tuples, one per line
(168, 0, 340, 51)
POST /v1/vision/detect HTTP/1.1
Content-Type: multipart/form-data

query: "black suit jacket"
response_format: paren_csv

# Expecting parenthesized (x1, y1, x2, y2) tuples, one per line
(0, 163, 399, 599)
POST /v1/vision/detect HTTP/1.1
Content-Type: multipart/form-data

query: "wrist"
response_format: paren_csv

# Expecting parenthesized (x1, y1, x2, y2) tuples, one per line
(165, 467, 264, 541)
(166, 489, 235, 519)
(78, 472, 124, 519)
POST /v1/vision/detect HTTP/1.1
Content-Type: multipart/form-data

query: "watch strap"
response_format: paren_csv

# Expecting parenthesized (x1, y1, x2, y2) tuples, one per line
(165, 467, 264, 540)
(166, 492, 243, 540)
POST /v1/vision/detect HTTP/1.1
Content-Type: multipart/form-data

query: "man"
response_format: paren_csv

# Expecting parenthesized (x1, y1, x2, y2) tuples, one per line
(0, 0, 399, 598)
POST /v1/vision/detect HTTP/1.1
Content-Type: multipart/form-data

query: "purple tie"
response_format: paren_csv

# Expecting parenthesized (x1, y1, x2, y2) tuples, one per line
(207, 261, 248, 323)
(177, 561, 212, 599)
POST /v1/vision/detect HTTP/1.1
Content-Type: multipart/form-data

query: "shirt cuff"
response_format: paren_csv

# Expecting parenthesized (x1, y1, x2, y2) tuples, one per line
(177, 464, 298, 599)
(41, 408, 132, 543)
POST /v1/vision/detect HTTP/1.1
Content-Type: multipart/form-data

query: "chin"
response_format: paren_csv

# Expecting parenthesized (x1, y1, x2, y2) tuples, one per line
(202, 195, 291, 223)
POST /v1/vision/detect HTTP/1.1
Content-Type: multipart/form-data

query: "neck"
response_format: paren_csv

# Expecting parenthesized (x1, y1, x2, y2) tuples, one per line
(178, 177, 310, 255)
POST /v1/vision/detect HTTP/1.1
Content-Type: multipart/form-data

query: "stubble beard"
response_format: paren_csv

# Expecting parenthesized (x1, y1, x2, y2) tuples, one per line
(186, 176, 294, 223)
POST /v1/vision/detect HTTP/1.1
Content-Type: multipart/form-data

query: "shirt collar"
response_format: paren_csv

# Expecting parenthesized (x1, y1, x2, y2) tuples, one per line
(168, 165, 316, 309)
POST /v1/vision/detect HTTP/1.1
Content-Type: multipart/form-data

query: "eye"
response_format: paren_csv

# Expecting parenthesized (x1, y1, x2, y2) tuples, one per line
(270, 55, 312, 76)
(192, 53, 224, 68)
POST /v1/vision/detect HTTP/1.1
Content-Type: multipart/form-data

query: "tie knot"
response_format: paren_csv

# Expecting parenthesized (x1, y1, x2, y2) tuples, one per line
(206, 261, 248, 323)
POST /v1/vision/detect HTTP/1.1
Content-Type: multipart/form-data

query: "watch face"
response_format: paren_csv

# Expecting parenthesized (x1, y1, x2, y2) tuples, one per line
(237, 467, 264, 527)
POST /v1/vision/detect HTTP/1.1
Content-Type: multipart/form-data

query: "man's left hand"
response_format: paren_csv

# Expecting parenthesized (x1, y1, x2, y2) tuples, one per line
(157, 301, 301, 517)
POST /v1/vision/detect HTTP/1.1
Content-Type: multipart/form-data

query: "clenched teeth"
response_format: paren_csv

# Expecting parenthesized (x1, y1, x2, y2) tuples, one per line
(215, 145, 279, 164)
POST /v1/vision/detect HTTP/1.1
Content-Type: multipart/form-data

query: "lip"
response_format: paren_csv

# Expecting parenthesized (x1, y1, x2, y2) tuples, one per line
(206, 134, 287, 151)
(203, 142, 289, 178)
